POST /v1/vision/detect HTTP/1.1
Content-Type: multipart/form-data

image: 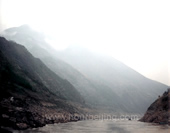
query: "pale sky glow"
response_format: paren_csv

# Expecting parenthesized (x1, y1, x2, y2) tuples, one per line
(0, 0, 170, 85)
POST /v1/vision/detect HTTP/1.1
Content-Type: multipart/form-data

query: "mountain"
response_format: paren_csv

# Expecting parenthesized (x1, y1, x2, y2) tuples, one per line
(140, 88, 170, 125)
(0, 37, 85, 130)
(55, 46, 169, 113)
(2, 25, 123, 112)
(2, 25, 168, 114)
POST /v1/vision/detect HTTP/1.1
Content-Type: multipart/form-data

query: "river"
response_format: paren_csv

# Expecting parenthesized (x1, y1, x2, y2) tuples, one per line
(14, 120, 170, 133)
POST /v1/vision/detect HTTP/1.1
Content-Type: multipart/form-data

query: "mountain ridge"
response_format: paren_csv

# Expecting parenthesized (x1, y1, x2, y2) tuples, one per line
(56, 43, 168, 112)
(2, 25, 168, 114)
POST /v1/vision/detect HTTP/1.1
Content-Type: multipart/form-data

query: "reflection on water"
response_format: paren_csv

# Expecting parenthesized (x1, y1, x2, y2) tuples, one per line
(14, 120, 170, 133)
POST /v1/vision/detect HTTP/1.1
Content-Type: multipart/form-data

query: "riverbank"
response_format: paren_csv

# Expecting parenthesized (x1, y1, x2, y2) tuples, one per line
(140, 88, 170, 125)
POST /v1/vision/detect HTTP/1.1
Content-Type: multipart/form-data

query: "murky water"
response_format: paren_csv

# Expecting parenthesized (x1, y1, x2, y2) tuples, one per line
(14, 120, 170, 133)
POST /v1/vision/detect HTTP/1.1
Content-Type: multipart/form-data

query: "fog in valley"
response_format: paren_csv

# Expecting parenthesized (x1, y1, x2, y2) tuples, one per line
(0, 0, 170, 132)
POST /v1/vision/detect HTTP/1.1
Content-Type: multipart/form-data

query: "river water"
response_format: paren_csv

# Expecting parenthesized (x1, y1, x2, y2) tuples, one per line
(14, 120, 170, 133)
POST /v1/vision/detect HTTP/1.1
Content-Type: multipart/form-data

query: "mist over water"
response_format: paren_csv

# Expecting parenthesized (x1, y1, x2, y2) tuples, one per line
(14, 120, 170, 133)
(0, 1, 170, 132)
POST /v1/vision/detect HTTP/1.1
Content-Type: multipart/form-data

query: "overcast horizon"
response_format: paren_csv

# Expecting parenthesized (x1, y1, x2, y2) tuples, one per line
(0, 0, 169, 85)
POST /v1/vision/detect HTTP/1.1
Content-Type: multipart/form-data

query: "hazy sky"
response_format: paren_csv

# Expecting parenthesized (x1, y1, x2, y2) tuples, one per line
(0, 0, 169, 85)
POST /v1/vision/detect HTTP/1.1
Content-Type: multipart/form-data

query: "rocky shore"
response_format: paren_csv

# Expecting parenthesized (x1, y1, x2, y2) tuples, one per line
(0, 96, 84, 131)
(140, 88, 170, 125)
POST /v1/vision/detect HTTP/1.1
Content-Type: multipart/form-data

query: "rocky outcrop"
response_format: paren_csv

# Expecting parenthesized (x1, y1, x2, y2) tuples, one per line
(140, 88, 170, 125)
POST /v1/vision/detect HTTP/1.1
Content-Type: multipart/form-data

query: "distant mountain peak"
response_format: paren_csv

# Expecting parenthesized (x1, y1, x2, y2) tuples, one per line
(17, 24, 31, 30)
(5, 24, 32, 32)
(4, 24, 45, 39)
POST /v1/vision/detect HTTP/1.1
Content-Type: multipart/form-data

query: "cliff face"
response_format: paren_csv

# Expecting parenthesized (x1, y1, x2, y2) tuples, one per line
(140, 88, 170, 125)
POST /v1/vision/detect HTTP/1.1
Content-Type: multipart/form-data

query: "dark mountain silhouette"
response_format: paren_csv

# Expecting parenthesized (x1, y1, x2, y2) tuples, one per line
(2, 25, 168, 114)
(0, 37, 85, 130)
(140, 88, 170, 125)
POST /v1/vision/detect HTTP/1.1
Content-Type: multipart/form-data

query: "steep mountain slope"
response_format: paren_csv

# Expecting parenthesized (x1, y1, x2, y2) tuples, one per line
(0, 37, 84, 130)
(56, 45, 168, 113)
(0, 37, 83, 103)
(2, 25, 125, 112)
(140, 88, 170, 125)
(2, 25, 168, 114)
